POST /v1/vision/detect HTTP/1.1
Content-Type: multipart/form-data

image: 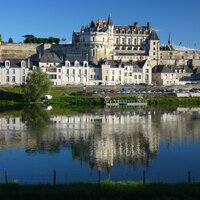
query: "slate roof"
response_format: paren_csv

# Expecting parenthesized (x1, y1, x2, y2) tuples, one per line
(40, 52, 62, 63)
(65, 55, 85, 63)
(150, 30, 159, 40)
(0, 59, 32, 68)
(173, 66, 193, 73)
(107, 15, 113, 26)
(102, 59, 146, 70)
(152, 65, 173, 73)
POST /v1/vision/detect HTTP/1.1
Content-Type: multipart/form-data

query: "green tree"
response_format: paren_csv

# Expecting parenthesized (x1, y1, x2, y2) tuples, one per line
(8, 37, 13, 43)
(22, 68, 52, 102)
(23, 35, 60, 44)
(0, 34, 2, 43)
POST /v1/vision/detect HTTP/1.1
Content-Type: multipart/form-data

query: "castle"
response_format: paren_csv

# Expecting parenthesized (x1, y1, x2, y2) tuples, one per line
(0, 15, 200, 86)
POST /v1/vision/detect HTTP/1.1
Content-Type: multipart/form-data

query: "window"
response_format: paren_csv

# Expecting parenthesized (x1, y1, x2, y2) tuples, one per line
(12, 76, 15, 82)
(134, 38, 137, 45)
(84, 69, 87, 75)
(73, 69, 75, 75)
(119, 70, 121, 75)
(5, 61, 10, 67)
(145, 69, 149, 73)
(12, 69, 15, 74)
(75, 62, 79, 67)
(66, 62, 70, 67)
(153, 42, 156, 45)
(112, 76, 114, 81)
(153, 52, 156, 55)
(116, 38, 119, 44)
(92, 37, 94, 42)
(6, 76, 9, 82)
(21, 61, 26, 68)
(140, 39, 143, 44)
(49, 74, 57, 79)
(58, 69, 61, 72)
(79, 69, 81, 75)
(112, 70, 115, 75)
(134, 75, 137, 79)
(92, 49, 95, 56)
(22, 76, 26, 82)
(122, 38, 125, 45)
(6, 69, 9, 74)
(128, 38, 131, 45)
(22, 69, 25, 75)
(138, 75, 141, 79)
(84, 63, 88, 67)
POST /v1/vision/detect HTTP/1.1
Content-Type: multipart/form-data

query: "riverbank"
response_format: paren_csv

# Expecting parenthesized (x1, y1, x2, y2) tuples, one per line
(0, 182, 200, 200)
(2, 86, 200, 107)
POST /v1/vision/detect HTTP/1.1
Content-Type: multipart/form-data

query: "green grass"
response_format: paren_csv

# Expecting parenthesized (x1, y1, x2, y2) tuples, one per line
(50, 95, 104, 106)
(0, 182, 200, 200)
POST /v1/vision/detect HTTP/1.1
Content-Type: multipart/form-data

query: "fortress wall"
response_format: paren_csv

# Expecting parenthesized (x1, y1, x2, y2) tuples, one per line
(0, 43, 42, 59)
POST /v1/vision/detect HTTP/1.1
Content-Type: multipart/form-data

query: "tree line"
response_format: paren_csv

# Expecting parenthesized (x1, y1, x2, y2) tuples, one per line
(23, 35, 60, 44)
(0, 34, 60, 44)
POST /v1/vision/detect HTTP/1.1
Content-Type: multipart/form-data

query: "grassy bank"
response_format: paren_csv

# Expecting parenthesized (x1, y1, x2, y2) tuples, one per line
(146, 96, 200, 106)
(0, 182, 200, 200)
(50, 95, 104, 106)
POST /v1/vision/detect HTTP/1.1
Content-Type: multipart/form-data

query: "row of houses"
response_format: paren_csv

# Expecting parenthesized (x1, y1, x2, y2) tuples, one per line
(0, 52, 198, 86)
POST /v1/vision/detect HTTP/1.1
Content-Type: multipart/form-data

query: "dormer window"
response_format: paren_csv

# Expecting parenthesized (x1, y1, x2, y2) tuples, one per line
(21, 61, 26, 68)
(75, 61, 79, 67)
(5, 60, 10, 67)
(65, 61, 70, 67)
(84, 62, 88, 67)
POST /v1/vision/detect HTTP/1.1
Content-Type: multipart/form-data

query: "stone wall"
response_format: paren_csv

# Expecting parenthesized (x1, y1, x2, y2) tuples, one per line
(0, 43, 42, 60)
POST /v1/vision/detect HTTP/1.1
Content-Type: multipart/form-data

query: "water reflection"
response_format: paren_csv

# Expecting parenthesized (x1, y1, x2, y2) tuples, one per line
(0, 107, 200, 170)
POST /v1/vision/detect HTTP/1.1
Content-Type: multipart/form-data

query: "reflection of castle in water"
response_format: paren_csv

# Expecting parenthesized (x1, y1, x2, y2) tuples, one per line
(0, 108, 200, 170)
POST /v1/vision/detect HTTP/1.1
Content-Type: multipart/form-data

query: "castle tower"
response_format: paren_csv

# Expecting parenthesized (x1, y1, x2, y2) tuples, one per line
(148, 30, 160, 66)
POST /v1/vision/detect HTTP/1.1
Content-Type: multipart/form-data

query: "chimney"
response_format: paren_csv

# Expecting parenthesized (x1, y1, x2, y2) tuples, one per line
(134, 22, 138, 29)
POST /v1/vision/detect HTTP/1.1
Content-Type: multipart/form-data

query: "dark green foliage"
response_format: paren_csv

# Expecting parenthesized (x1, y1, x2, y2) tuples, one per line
(21, 68, 52, 102)
(160, 45, 175, 51)
(147, 97, 200, 106)
(8, 37, 13, 43)
(23, 35, 60, 44)
(0, 34, 2, 42)
(21, 105, 52, 128)
(0, 182, 200, 200)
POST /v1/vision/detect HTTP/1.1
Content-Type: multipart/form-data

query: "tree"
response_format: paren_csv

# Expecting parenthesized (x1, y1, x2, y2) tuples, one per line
(23, 35, 60, 44)
(8, 37, 13, 43)
(0, 34, 2, 43)
(22, 68, 52, 102)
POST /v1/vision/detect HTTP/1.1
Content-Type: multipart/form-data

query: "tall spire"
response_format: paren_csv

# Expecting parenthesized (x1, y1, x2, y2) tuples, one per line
(168, 33, 171, 45)
(107, 14, 113, 26)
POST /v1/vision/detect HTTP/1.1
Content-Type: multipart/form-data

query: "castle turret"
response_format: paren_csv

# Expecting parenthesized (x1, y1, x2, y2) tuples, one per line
(148, 30, 160, 65)
(107, 15, 113, 26)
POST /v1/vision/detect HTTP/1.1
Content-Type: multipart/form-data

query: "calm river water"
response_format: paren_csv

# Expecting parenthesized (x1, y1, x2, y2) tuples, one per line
(0, 106, 200, 184)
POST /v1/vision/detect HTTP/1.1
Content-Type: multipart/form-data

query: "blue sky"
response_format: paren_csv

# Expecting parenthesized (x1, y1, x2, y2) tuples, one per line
(1, 0, 200, 49)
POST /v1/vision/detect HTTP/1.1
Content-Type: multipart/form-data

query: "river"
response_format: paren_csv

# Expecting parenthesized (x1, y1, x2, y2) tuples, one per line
(0, 106, 200, 184)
